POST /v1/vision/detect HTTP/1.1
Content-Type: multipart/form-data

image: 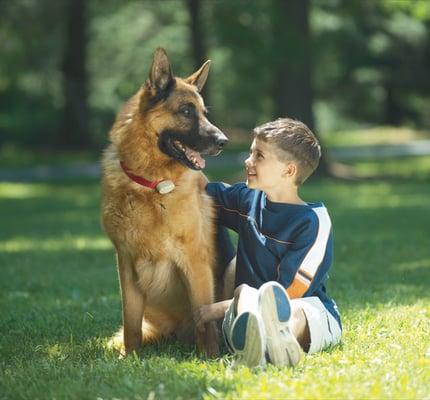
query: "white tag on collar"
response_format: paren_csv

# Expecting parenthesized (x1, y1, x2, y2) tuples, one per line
(156, 180, 175, 194)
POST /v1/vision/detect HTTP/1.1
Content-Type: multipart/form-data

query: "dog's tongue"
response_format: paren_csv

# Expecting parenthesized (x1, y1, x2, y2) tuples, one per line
(185, 147, 205, 169)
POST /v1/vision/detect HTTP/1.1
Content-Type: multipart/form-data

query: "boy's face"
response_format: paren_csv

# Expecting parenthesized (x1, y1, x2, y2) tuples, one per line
(245, 138, 294, 192)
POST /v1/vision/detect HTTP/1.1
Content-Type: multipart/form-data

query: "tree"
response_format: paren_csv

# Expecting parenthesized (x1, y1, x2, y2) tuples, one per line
(271, 0, 331, 176)
(186, 0, 210, 102)
(271, 0, 314, 130)
(59, 0, 90, 149)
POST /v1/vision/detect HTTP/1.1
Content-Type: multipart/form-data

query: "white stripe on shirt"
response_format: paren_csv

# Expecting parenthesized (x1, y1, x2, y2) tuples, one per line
(299, 206, 332, 277)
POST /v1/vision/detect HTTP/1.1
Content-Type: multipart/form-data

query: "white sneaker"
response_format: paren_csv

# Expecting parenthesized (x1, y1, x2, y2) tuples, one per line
(258, 281, 302, 367)
(230, 311, 266, 368)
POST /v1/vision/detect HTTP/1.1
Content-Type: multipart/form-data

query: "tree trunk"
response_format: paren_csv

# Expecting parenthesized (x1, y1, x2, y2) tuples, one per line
(271, 0, 330, 176)
(186, 0, 210, 103)
(384, 83, 402, 126)
(59, 0, 90, 149)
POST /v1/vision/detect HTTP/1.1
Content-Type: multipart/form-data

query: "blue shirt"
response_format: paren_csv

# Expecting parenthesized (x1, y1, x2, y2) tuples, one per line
(207, 182, 341, 327)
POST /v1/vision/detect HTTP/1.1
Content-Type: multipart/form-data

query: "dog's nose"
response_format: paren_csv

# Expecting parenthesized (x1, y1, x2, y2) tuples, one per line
(215, 135, 228, 149)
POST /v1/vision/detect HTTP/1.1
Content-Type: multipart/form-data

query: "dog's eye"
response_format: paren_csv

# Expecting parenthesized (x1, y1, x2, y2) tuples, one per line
(179, 104, 194, 118)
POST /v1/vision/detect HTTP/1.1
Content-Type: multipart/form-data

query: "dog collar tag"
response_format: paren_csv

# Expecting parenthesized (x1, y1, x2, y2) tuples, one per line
(156, 180, 175, 194)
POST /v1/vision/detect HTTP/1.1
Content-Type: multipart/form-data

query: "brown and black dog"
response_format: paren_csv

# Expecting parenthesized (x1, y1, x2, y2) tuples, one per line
(101, 48, 229, 356)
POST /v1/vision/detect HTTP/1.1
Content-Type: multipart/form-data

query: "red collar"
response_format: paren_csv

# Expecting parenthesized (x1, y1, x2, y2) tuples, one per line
(120, 161, 161, 189)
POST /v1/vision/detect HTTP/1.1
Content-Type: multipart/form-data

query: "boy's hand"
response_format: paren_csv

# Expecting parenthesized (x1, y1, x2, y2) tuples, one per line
(194, 300, 232, 333)
(194, 304, 217, 333)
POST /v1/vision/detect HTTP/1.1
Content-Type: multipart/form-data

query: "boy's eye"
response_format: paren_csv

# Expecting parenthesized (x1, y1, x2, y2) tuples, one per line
(249, 150, 263, 159)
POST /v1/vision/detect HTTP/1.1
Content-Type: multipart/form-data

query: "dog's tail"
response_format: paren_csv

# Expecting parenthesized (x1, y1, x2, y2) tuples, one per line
(106, 320, 160, 355)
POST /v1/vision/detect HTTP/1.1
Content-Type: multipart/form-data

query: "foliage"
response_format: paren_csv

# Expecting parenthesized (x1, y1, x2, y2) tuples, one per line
(1, 0, 430, 149)
(312, 0, 430, 132)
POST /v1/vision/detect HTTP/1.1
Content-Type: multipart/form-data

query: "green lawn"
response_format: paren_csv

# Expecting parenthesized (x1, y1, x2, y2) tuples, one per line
(1, 173, 429, 399)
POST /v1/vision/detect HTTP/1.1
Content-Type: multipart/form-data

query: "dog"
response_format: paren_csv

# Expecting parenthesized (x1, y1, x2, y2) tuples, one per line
(101, 48, 229, 357)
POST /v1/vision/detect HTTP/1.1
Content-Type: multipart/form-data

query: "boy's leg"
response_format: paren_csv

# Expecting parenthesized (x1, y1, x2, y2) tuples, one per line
(234, 283, 259, 314)
(214, 225, 236, 300)
(222, 257, 236, 300)
(290, 297, 342, 354)
(235, 284, 310, 348)
(289, 303, 311, 352)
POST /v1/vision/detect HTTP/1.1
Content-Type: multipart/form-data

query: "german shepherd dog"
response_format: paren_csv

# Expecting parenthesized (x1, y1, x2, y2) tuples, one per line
(101, 48, 228, 357)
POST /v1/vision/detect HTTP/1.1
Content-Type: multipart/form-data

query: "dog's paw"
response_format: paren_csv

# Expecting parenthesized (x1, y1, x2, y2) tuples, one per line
(196, 321, 220, 358)
(203, 338, 220, 358)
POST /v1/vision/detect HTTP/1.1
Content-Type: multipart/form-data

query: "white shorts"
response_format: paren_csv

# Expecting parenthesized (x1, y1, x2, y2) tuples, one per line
(222, 288, 341, 354)
(291, 297, 342, 354)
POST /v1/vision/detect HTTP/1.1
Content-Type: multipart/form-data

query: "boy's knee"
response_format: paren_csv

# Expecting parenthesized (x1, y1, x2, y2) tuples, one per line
(232, 284, 250, 314)
(233, 283, 249, 299)
(291, 303, 306, 324)
(290, 303, 311, 351)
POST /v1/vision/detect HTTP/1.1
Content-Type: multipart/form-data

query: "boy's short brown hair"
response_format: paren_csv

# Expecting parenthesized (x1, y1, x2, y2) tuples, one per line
(253, 118, 321, 185)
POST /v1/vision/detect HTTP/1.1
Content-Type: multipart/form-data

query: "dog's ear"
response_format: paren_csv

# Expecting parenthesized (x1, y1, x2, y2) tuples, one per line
(184, 60, 211, 92)
(147, 48, 174, 93)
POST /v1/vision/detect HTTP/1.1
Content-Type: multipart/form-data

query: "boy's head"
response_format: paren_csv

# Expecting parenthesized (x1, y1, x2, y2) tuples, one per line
(250, 118, 321, 186)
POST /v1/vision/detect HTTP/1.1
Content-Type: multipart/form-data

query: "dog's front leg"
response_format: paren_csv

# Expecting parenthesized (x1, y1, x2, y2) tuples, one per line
(117, 252, 145, 355)
(181, 263, 219, 357)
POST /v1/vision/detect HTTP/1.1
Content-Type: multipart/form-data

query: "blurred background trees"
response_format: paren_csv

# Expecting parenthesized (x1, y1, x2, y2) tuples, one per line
(0, 0, 429, 154)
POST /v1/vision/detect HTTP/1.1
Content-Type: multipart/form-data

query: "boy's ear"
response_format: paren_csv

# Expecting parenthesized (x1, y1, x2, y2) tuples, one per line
(184, 60, 211, 92)
(284, 163, 297, 178)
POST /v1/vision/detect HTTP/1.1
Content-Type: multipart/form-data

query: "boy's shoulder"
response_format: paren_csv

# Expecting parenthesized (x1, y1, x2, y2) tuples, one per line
(306, 202, 332, 230)
(282, 202, 332, 232)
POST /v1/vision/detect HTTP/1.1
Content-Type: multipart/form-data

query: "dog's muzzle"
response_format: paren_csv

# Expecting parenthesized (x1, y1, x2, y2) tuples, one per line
(158, 128, 228, 171)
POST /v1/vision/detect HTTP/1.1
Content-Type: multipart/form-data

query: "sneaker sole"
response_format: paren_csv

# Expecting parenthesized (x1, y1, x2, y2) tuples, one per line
(231, 311, 265, 368)
(259, 282, 302, 367)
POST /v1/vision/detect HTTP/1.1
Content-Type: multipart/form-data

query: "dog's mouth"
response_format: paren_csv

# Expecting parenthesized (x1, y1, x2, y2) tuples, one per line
(172, 140, 206, 170)
(159, 135, 206, 170)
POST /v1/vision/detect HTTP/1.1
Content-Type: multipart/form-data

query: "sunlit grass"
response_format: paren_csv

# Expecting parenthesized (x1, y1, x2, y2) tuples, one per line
(0, 182, 53, 199)
(0, 236, 111, 253)
(324, 126, 430, 147)
(0, 143, 97, 168)
(1, 174, 429, 399)
(350, 155, 430, 180)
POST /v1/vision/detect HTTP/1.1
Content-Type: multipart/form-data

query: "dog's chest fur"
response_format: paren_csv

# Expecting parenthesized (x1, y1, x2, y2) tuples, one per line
(101, 167, 215, 310)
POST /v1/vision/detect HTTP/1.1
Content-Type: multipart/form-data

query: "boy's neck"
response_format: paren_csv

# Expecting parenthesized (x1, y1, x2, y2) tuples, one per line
(265, 185, 307, 205)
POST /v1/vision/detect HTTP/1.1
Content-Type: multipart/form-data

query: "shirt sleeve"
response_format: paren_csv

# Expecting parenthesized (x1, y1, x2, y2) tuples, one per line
(277, 208, 333, 299)
(206, 182, 247, 232)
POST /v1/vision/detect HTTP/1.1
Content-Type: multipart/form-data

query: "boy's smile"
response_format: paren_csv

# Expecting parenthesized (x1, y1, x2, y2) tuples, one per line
(244, 138, 305, 204)
(245, 139, 286, 191)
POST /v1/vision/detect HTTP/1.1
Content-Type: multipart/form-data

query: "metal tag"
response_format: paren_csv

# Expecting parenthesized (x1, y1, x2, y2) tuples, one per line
(156, 180, 175, 194)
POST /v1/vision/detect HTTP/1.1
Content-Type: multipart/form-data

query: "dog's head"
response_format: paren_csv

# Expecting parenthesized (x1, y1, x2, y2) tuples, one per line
(134, 48, 228, 171)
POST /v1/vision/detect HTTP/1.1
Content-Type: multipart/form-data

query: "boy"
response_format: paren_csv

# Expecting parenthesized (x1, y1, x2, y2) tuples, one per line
(195, 118, 342, 367)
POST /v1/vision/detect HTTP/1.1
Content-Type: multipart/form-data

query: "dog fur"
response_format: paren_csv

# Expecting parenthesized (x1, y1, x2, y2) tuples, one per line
(101, 48, 228, 357)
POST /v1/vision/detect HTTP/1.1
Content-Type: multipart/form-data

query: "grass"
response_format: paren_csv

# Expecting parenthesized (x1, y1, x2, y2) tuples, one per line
(1, 168, 430, 399)
(0, 144, 98, 169)
(323, 126, 430, 147)
(347, 155, 430, 180)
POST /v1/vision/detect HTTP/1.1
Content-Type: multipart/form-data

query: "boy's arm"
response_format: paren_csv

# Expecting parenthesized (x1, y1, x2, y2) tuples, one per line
(204, 181, 249, 232)
(278, 213, 333, 299)
(194, 299, 233, 332)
